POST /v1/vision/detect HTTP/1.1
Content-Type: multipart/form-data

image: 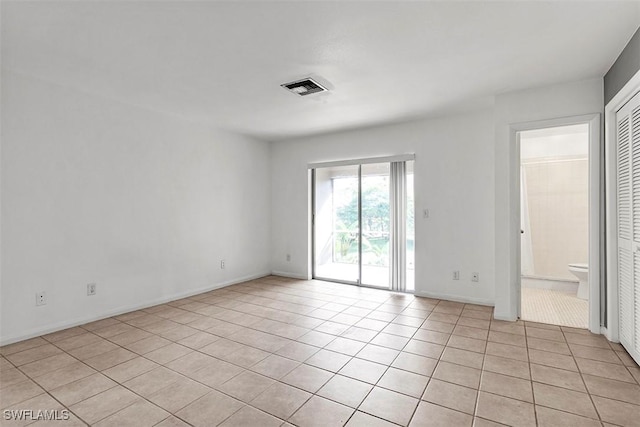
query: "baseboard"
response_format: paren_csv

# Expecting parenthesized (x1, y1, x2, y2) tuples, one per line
(414, 290, 494, 307)
(271, 270, 310, 280)
(0, 271, 271, 346)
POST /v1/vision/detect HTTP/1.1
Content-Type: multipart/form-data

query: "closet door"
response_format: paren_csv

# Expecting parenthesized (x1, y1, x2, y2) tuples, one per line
(618, 91, 640, 362)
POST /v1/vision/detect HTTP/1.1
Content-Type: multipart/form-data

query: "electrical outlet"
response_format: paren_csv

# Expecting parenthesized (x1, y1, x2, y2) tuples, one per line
(87, 283, 96, 296)
(220, 260, 225, 269)
(35, 292, 46, 306)
(472, 272, 479, 282)
(453, 271, 460, 280)
(286, 254, 291, 262)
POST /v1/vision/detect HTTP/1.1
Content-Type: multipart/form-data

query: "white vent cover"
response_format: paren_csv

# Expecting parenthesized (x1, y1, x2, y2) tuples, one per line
(281, 78, 327, 96)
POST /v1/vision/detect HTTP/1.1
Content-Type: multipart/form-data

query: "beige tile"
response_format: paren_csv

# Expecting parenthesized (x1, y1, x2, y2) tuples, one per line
(0, 337, 48, 356)
(0, 367, 29, 389)
(220, 345, 271, 368)
(176, 331, 219, 350)
(164, 352, 217, 376)
(218, 371, 275, 402)
(535, 406, 602, 427)
(564, 332, 611, 348)
(528, 348, 577, 371)
(84, 348, 137, 371)
(275, 341, 319, 362)
(289, 395, 354, 427)
(190, 358, 244, 387)
(483, 354, 530, 380)
(341, 326, 379, 343)
(219, 405, 282, 427)
(457, 317, 490, 330)
(339, 358, 387, 384)
(480, 371, 533, 402)
(583, 373, 640, 405)
(144, 343, 192, 365)
(569, 343, 622, 364)
(250, 382, 311, 419)
(391, 352, 437, 377)
(124, 336, 172, 355)
(5, 344, 63, 366)
(527, 337, 571, 355)
(175, 390, 244, 427)
(525, 327, 564, 342)
(305, 349, 351, 372)
(55, 333, 104, 352)
(359, 387, 418, 426)
(531, 363, 586, 392)
(102, 356, 158, 383)
(251, 354, 299, 379)
(575, 357, 636, 383)
(421, 320, 455, 334)
(346, 411, 398, 427)
(489, 321, 525, 335)
(428, 313, 460, 324)
(377, 367, 429, 397)
(404, 340, 445, 359)
(409, 401, 473, 427)
(42, 327, 86, 343)
(94, 399, 170, 427)
(447, 335, 487, 354)
(454, 325, 489, 340)
(356, 344, 399, 365)
(69, 385, 141, 424)
(471, 417, 506, 427)
(123, 367, 184, 397)
(92, 322, 136, 339)
(297, 330, 336, 347)
(49, 373, 117, 406)
(281, 364, 333, 393)
(488, 331, 526, 347)
(412, 329, 449, 345)
(433, 361, 481, 389)
(532, 382, 598, 419)
(33, 361, 96, 390)
(68, 340, 120, 360)
(154, 416, 191, 427)
(147, 377, 211, 413)
(484, 341, 528, 362)
(592, 395, 640, 426)
(19, 353, 77, 378)
(475, 391, 535, 427)
(317, 375, 372, 408)
(108, 328, 153, 346)
(441, 347, 484, 369)
(325, 337, 366, 356)
(0, 380, 44, 408)
(422, 378, 478, 414)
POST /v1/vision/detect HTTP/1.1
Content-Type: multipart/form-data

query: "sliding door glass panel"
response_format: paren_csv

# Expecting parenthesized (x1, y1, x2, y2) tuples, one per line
(406, 161, 415, 291)
(314, 166, 360, 283)
(361, 163, 390, 288)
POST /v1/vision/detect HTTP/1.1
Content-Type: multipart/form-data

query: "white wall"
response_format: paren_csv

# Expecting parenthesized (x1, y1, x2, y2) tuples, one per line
(0, 70, 272, 344)
(494, 78, 603, 320)
(271, 110, 496, 305)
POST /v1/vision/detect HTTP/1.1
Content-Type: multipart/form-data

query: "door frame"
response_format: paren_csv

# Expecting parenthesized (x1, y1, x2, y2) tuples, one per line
(309, 154, 415, 290)
(604, 69, 640, 342)
(510, 113, 601, 334)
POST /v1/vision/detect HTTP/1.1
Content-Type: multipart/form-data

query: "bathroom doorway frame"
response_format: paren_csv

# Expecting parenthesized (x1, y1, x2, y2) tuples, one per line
(510, 113, 601, 334)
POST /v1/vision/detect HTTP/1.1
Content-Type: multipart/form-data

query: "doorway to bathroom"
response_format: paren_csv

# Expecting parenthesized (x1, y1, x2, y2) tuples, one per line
(519, 124, 590, 328)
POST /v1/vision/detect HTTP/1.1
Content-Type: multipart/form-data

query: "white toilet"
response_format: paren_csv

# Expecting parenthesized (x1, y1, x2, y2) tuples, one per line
(568, 263, 588, 300)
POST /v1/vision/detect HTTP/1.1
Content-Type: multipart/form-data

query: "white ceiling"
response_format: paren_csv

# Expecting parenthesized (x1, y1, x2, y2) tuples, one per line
(2, 1, 639, 141)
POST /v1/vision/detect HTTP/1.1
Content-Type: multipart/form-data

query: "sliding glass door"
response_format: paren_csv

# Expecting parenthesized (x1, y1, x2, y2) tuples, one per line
(313, 160, 413, 291)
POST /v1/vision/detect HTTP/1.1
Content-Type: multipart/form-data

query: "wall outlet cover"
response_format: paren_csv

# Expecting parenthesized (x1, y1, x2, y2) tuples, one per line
(35, 292, 46, 306)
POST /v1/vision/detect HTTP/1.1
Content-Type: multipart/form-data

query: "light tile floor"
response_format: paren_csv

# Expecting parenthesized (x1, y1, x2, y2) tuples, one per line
(1, 276, 639, 426)
(521, 287, 588, 329)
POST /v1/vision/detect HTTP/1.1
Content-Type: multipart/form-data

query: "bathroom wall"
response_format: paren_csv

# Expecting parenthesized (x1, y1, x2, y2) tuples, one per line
(520, 125, 589, 281)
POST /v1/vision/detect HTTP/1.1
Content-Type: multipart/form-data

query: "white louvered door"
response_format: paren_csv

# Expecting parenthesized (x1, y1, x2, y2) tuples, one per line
(617, 90, 640, 363)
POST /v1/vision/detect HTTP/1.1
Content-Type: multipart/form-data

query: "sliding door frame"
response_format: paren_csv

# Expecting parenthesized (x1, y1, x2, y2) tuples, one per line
(310, 154, 415, 291)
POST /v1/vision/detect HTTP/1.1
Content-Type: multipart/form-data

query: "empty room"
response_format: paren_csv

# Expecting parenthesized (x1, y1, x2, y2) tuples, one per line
(2, 1, 640, 426)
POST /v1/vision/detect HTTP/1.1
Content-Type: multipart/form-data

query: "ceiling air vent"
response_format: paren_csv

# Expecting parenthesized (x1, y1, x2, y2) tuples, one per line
(281, 78, 327, 96)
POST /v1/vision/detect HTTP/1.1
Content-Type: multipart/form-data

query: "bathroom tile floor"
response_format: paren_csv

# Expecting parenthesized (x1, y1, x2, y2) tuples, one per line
(1, 276, 639, 426)
(521, 287, 589, 329)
